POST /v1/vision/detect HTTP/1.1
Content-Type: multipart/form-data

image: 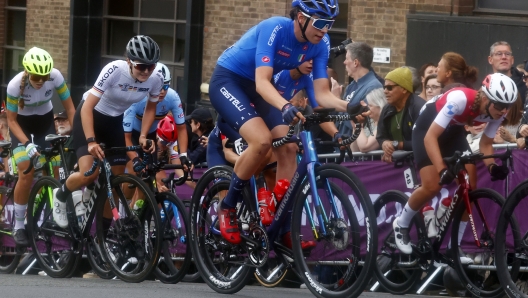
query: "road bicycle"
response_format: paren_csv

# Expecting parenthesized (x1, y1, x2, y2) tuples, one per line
(189, 110, 378, 298)
(373, 149, 516, 298)
(27, 141, 161, 282)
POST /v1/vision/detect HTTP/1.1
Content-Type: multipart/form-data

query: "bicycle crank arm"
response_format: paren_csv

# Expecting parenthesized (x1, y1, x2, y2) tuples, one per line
(240, 234, 261, 249)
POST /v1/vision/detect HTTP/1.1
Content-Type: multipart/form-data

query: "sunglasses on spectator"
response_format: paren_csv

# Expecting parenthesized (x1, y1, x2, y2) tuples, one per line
(383, 84, 399, 91)
(162, 84, 170, 91)
(425, 85, 442, 91)
(491, 101, 512, 111)
(300, 11, 335, 31)
(130, 61, 156, 72)
(30, 74, 50, 82)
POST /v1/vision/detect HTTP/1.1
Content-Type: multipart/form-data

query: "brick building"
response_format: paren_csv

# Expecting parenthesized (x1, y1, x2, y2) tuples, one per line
(1, 0, 528, 110)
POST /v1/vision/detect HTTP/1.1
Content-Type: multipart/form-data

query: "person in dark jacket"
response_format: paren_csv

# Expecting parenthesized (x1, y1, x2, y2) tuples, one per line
(186, 108, 214, 165)
(376, 67, 425, 163)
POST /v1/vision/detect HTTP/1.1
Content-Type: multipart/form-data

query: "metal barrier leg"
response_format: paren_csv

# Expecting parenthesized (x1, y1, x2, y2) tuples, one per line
(22, 259, 38, 275)
(369, 270, 391, 292)
(416, 264, 446, 294)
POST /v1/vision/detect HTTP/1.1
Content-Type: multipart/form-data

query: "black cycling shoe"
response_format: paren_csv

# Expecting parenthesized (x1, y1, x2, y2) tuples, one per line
(13, 229, 29, 247)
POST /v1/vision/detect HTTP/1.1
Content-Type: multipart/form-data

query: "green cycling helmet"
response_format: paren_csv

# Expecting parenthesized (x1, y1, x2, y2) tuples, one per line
(22, 47, 53, 75)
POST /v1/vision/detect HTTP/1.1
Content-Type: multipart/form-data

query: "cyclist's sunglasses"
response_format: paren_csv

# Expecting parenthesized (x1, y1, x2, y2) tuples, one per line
(29, 74, 50, 82)
(491, 100, 512, 111)
(162, 84, 170, 91)
(130, 61, 156, 72)
(300, 11, 334, 31)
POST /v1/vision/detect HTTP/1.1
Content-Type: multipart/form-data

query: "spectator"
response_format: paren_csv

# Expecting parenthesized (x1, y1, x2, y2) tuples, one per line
(356, 88, 386, 152)
(465, 123, 486, 153)
(0, 112, 8, 141)
(418, 63, 437, 99)
(52, 110, 76, 174)
(437, 52, 478, 91)
(186, 108, 214, 165)
(488, 41, 527, 105)
(377, 67, 425, 163)
(403, 66, 421, 98)
(423, 74, 443, 101)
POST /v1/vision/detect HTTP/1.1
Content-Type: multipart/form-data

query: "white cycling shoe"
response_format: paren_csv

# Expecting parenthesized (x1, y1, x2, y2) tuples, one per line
(52, 188, 69, 228)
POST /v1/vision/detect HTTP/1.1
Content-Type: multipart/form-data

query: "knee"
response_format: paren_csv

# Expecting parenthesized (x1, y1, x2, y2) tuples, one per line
(421, 181, 442, 197)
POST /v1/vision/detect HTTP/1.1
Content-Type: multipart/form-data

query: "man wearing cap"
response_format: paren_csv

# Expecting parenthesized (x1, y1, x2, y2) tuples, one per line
(53, 110, 77, 173)
(185, 108, 215, 165)
(376, 67, 425, 163)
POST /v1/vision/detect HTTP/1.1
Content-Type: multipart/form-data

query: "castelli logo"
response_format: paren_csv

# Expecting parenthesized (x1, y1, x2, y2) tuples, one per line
(303, 45, 308, 51)
(262, 56, 270, 63)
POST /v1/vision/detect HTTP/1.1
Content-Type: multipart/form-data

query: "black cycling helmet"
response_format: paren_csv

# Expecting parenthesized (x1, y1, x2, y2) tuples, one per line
(126, 35, 160, 64)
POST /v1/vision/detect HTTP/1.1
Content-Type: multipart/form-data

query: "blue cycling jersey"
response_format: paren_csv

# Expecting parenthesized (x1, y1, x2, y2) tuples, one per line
(122, 88, 185, 134)
(273, 70, 318, 108)
(217, 16, 330, 82)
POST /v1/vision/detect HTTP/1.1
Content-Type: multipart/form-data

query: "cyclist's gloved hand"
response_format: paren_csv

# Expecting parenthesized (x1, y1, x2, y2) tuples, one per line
(25, 142, 38, 159)
(439, 168, 455, 185)
(489, 163, 509, 181)
(132, 157, 145, 172)
(179, 153, 193, 171)
(281, 103, 300, 124)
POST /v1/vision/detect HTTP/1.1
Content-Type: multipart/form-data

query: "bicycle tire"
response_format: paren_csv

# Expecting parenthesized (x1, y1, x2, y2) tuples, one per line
(290, 163, 378, 298)
(153, 191, 191, 284)
(0, 185, 22, 274)
(494, 180, 528, 298)
(372, 190, 425, 294)
(451, 188, 516, 298)
(189, 165, 255, 294)
(254, 258, 289, 287)
(27, 176, 79, 278)
(95, 173, 161, 283)
(181, 199, 204, 283)
(86, 232, 115, 279)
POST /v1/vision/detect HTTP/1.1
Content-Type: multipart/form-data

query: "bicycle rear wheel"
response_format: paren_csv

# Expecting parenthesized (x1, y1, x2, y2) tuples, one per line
(451, 188, 517, 298)
(95, 173, 161, 283)
(494, 181, 528, 298)
(0, 185, 22, 274)
(189, 165, 255, 294)
(153, 192, 191, 284)
(290, 163, 378, 298)
(27, 176, 79, 278)
(372, 190, 425, 294)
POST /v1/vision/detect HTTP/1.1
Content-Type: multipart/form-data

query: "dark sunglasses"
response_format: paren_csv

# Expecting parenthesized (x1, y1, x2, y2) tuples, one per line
(491, 101, 512, 111)
(30, 74, 50, 82)
(300, 11, 335, 31)
(130, 61, 156, 72)
(383, 84, 399, 91)
(162, 84, 170, 91)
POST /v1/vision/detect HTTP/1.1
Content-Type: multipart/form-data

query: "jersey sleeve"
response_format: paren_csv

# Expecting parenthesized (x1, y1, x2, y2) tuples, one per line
(311, 35, 330, 80)
(6, 72, 23, 113)
(122, 104, 136, 133)
(89, 61, 122, 98)
(148, 72, 163, 102)
(433, 90, 467, 128)
(483, 119, 502, 139)
(51, 69, 71, 101)
(254, 20, 282, 69)
(168, 89, 185, 125)
(303, 74, 318, 108)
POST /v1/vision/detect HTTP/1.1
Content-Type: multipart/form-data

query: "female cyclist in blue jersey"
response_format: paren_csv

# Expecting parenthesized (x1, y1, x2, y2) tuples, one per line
(6, 47, 75, 246)
(208, 0, 363, 244)
(122, 62, 190, 177)
(52, 35, 162, 229)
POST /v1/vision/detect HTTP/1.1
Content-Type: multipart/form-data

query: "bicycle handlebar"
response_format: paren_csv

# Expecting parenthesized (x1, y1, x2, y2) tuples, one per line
(443, 147, 513, 171)
(84, 143, 146, 177)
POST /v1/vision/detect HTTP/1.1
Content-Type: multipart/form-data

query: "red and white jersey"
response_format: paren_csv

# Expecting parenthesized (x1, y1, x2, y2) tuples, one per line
(430, 88, 503, 138)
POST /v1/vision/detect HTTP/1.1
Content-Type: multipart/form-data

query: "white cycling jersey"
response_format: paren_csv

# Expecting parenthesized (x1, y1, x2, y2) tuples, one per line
(6, 68, 70, 116)
(88, 60, 163, 116)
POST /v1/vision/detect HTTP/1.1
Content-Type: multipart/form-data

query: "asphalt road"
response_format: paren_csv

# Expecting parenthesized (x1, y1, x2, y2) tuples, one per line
(0, 273, 446, 298)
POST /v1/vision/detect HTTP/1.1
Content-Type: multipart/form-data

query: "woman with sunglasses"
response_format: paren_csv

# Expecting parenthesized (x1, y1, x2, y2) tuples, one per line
(52, 35, 162, 229)
(122, 62, 190, 185)
(5, 47, 75, 246)
(392, 73, 517, 257)
(207, 0, 367, 245)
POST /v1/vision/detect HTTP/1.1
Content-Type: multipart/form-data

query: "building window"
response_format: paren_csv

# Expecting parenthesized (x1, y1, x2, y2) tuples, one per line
(2, 0, 26, 92)
(476, 0, 528, 14)
(103, 0, 186, 94)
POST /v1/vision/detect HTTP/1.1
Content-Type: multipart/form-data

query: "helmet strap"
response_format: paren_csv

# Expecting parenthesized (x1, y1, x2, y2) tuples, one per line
(297, 16, 310, 41)
(485, 100, 493, 119)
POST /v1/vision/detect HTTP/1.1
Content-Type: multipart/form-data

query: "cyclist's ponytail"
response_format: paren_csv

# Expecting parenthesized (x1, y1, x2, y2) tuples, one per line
(468, 91, 482, 124)
(18, 71, 28, 110)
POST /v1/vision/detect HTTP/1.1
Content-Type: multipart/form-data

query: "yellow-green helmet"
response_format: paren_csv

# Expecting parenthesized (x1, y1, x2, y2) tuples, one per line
(22, 47, 53, 75)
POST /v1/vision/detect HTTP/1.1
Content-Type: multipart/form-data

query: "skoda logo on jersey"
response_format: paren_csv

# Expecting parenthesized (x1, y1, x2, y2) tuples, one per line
(443, 101, 459, 117)
(138, 87, 149, 92)
(45, 89, 52, 97)
(262, 56, 270, 63)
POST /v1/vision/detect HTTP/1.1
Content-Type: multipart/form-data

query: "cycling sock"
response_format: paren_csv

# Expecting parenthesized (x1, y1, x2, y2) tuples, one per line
(398, 204, 418, 228)
(56, 184, 72, 203)
(14, 203, 27, 230)
(220, 172, 249, 209)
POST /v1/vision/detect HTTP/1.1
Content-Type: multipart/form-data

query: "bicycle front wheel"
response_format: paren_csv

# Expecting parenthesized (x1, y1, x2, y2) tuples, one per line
(153, 191, 191, 284)
(291, 163, 378, 298)
(451, 188, 517, 298)
(96, 173, 161, 283)
(27, 176, 79, 278)
(0, 185, 22, 274)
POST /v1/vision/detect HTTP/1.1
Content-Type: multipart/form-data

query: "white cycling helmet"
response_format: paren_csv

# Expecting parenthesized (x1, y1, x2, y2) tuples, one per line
(155, 62, 172, 84)
(481, 73, 518, 104)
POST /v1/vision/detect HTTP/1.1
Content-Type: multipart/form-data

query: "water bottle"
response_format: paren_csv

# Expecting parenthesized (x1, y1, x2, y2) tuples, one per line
(270, 179, 290, 213)
(133, 199, 145, 217)
(435, 197, 452, 231)
(422, 205, 437, 238)
(257, 188, 273, 226)
(72, 190, 86, 226)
